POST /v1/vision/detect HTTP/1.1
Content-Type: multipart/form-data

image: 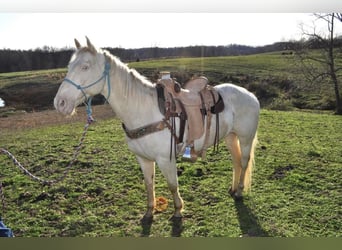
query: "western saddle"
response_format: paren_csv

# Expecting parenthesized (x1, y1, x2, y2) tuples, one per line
(156, 72, 224, 161)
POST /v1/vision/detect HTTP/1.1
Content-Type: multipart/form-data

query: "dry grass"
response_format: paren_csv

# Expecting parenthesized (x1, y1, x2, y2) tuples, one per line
(0, 104, 115, 132)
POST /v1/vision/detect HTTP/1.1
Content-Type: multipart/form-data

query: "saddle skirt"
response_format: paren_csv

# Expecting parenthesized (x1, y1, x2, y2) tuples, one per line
(156, 75, 224, 146)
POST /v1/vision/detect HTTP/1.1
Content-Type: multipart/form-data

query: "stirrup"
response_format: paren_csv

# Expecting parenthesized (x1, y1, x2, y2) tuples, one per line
(182, 146, 197, 162)
(182, 146, 191, 159)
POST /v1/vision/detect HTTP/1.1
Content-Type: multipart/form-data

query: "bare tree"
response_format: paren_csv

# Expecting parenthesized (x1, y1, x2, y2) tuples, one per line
(336, 13, 342, 22)
(296, 13, 342, 114)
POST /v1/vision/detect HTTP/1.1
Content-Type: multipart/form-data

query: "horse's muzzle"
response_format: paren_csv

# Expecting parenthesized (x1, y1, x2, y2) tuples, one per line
(54, 96, 75, 116)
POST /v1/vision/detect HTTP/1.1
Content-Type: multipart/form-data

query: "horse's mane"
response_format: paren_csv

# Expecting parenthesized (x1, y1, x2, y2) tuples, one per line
(73, 46, 156, 103)
(101, 48, 156, 101)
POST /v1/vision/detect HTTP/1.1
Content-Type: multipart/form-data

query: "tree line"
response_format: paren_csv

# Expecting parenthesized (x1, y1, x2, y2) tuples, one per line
(0, 48, 74, 73)
(1, 39, 342, 73)
(0, 42, 309, 73)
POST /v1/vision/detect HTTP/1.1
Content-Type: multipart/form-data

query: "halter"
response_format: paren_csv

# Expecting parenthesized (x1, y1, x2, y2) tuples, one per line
(63, 60, 111, 121)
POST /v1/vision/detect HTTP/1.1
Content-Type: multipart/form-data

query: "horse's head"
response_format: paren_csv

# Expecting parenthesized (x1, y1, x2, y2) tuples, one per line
(54, 37, 108, 115)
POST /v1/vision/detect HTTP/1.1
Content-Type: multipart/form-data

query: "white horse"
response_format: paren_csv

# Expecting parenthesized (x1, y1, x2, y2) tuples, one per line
(54, 37, 260, 219)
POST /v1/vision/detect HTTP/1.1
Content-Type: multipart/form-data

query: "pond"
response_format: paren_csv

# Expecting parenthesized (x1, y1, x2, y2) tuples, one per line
(0, 97, 5, 107)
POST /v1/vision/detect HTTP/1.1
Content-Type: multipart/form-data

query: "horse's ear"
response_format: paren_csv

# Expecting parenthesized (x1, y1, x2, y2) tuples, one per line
(86, 36, 96, 53)
(74, 39, 81, 49)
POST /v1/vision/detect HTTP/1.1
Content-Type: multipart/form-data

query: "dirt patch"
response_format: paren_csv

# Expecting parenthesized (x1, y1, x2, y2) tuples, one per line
(269, 164, 297, 180)
(0, 80, 60, 111)
(0, 104, 116, 131)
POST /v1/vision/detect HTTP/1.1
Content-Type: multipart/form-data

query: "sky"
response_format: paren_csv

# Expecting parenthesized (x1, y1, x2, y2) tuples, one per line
(1, 13, 340, 50)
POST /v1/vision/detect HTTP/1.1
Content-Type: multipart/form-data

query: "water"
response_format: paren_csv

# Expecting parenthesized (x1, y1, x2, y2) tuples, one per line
(0, 97, 4, 107)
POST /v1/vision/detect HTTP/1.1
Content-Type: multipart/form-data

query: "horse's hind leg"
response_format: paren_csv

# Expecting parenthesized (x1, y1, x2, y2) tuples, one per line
(234, 140, 252, 198)
(136, 156, 156, 218)
(234, 135, 256, 198)
(225, 133, 256, 199)
(225, 133, 242, 196)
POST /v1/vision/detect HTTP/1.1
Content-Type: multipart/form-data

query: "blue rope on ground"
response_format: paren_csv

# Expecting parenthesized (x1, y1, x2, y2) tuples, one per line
(0, 60, 108, 238)
(0, 218, 14, 237)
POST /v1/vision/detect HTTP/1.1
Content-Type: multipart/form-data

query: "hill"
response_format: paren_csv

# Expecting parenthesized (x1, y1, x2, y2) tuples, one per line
(2, 38, 342, 74)
(0, 42, 297, 73)
(0, 51, 338, 115)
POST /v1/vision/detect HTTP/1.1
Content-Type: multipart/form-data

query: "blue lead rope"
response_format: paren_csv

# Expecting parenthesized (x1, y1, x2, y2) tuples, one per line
(0, 60, 110, 237)
(86, 97, 95, 124)
(0, 218, 14, 237)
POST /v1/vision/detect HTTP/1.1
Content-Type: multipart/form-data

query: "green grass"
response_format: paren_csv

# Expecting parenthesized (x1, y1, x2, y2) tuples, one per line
(0, 68, 66, 88)
(130, 53, 338, 110)
(129, 53, 297, 80)
(1, 110, 341, 237)
(0, 52, 340, 111)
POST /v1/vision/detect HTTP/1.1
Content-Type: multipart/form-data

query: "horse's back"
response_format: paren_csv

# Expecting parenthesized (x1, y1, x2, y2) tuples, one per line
(215, 83, 260, 137)
(215, 83, 259, 109)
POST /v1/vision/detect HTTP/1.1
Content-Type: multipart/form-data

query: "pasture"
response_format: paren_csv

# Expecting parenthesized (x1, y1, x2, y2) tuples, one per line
(0, 51, 341, 237)
(0, 52, 339, 113)
(0, 108, 341, 237)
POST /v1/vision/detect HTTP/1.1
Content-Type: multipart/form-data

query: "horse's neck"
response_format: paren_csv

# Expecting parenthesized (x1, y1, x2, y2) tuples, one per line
(104, 64, 162, 129)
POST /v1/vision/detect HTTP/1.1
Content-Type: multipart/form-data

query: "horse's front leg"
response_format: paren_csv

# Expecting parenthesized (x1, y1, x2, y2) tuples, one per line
(136, 156, 156, 219)
(157, 158, 184, 218)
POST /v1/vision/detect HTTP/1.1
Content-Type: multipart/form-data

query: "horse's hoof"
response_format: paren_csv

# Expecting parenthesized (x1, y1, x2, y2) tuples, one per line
(169, 215, 183, 225)
(233, 195, 243, 202)
(170, 215, 184, 237)
(228, 187, 236, 196)
(229, 188, 243, 201)
(169, 215, 183, 222)
(141, 215, 153, 225)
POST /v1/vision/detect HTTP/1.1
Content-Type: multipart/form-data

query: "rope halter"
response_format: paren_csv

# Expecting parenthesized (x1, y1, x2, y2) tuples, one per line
(63, 59, 111, 123)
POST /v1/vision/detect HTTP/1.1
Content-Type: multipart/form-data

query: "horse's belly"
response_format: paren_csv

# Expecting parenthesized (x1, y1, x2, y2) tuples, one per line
(125, 130, 173, 161)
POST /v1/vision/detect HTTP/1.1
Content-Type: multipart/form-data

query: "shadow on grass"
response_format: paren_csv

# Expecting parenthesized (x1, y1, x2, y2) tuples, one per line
(140, 215, 184, 237)
(234, 199, 269, 237)
(141, 200, 265, 237)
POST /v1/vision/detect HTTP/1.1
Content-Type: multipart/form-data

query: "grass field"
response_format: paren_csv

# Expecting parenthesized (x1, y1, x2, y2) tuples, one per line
(0, 109, 341, 237)
(0, 52, 339, 112)
(129, 52, 338, 110)
(0, 52, 341, 236)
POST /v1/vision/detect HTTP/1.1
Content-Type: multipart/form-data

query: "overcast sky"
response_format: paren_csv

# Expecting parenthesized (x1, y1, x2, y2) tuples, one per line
(1, 13, 341, 50)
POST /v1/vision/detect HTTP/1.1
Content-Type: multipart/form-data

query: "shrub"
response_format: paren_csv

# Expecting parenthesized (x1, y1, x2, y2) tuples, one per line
(248, 81, 279, 107)
(269, 98, 294, 111)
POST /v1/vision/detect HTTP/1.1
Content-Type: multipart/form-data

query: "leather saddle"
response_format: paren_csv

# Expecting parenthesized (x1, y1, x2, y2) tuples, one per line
(156, 74, 224, 160)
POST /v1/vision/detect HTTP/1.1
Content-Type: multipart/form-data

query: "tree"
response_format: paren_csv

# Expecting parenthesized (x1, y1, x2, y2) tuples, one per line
(296, 13, 342, 114)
